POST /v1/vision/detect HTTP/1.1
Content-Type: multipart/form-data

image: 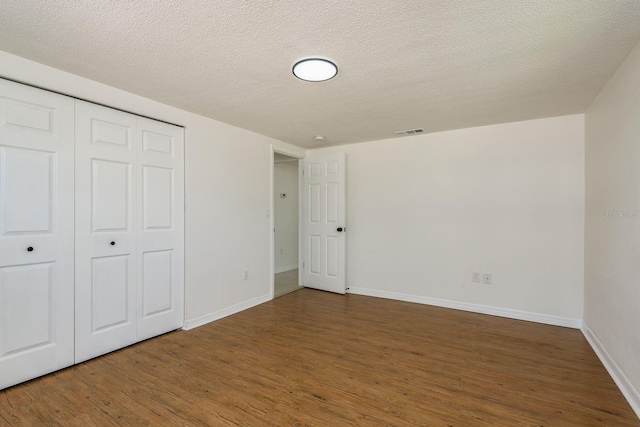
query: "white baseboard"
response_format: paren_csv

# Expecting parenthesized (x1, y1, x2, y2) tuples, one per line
(582, 323, 640, 419)
(347, 287, 582, 329)
(275, 264, 298, 274)
(182, 293, 271, 331)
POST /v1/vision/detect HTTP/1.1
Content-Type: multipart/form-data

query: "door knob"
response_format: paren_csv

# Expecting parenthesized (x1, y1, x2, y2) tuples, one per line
(337, 227, 344, 232)
(110, 241, 115, 246)
(27, 246, 34, 252)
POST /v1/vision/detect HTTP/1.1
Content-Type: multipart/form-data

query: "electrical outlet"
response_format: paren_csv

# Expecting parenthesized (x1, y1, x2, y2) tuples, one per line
(280, 248, 283, 255)
(472, 272, 481, 282)
(243, 269, 249, 280)
(483, 273, 492, 284)
(265, 209, 270, 218)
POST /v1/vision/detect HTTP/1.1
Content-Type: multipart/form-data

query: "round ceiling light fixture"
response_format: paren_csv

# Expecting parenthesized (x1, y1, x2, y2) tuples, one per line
(293, 58, 338, 82)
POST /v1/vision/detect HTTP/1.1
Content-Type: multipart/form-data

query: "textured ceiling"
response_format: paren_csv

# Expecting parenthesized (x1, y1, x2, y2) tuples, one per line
(1, 1, 639, 148)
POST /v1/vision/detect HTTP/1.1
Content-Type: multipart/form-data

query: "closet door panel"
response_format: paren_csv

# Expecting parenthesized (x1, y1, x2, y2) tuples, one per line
(92, 159, 131, 232)
(0, 79, 75, 390)
(1, 264, 53, 352)
(75, 101, 137, 363)
(143, 165, 173, 230)
(142, 250, 173, 316)
(2, 147, 53, 233)
(136, 118, 184, 340)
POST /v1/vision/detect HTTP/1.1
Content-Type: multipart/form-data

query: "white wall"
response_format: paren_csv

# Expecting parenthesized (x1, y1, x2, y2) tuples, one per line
(309, 115, 585, 325)
(0, 51, 305, 328)
(274, 162, 299, 273)
(584, 40, 640, 414)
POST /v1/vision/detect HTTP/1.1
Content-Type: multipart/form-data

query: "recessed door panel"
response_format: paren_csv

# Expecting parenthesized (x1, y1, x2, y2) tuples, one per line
(92, 159, 130, 232)
(142, 250, 172, 317)
(142, 130, 173, 155)
(309, 183, 320, 223)
(1, 97, 54, 135)
(326, 236, 338, 278)
(143, 166, 172, 230)
(309, 163, 321, 177)
(91, 119, 130, 148)
(1, 147, 53, 235)
(0, 263, 52, 357)
(0, 78, 75, 391)
(309, 235, 321, 275)
(91, 256, 130, 332)
(326, 160, 338, 176)
(326, 182, 338, 224)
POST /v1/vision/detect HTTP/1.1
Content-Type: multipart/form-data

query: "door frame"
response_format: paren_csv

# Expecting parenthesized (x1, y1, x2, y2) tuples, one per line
(270, 145, 304, 299)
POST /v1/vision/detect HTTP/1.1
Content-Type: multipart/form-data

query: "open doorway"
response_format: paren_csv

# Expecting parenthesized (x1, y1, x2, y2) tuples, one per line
(273, 151, 302, 297)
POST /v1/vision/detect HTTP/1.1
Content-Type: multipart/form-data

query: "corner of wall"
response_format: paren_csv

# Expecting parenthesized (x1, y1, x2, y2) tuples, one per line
(183, 292, 271, 331)
(581, 323, 640, 419)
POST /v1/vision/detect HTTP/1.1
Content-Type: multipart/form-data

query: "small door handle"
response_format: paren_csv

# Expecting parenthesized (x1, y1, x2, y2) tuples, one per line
(337, 227, 344, 232)
(27, 246, 34, 252)
(110, 241, 116, 246)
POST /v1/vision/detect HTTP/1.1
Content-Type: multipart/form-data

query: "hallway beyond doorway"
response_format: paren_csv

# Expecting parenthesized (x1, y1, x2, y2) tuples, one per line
(275, 269, 301, 297)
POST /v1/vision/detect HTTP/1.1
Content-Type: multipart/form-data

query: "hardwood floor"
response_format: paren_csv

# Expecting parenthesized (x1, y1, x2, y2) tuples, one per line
(1, 289, 638, 426)
(274, 268, 301, 297)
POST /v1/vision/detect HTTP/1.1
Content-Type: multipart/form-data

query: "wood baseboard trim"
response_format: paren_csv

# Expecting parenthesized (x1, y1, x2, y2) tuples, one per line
(347, 287, 582, 329)
(582, 323, 640, 419)
(182, 293, 271, 330)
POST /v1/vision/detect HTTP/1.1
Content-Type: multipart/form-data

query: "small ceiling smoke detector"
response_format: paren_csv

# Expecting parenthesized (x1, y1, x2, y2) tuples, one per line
(293, 58, 338, 82)
(394, 128, 425, 136)
(314, 135, 326, 142)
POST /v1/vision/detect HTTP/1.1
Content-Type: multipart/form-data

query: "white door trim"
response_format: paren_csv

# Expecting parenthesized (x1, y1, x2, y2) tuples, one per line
(270, 145, 304, 300)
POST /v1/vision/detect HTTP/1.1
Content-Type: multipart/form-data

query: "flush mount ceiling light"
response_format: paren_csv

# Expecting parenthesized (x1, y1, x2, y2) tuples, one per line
(293, 58, 338, 82)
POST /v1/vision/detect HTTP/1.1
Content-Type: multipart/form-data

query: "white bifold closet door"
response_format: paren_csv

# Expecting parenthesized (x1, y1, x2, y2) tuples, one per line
(75, 101, 184, 363)
(0, 79, 75, 389)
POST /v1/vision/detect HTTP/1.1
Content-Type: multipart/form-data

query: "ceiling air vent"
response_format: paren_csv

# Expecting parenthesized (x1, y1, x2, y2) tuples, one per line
(394, 128, 425, 136)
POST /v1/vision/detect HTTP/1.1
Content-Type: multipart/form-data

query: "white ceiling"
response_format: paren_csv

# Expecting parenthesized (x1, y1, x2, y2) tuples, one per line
(1, 1, 639, 148)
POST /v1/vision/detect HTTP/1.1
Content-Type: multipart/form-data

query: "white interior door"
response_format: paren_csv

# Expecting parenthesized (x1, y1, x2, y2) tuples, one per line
(0, 79, 75, 389)
(75, 101, 138, 363)
(136, 117, 184, 341)
(302, 152, 346, 294)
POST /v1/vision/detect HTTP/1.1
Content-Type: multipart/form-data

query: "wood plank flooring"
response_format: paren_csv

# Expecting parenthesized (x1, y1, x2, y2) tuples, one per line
(1, 289, 638, 426)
